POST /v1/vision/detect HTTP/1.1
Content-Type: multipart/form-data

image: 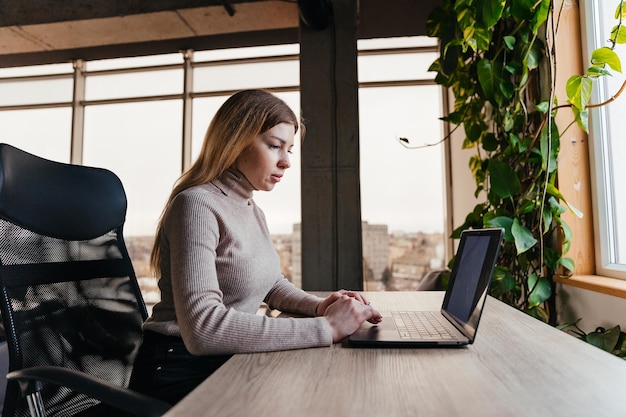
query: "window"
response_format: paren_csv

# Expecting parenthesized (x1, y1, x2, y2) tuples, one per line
(0, 37, 447, 297)
(583, 0, 626, 278)
(357, 37, 446, 291)
(0, 63, 73, 161)
(82, 100, 183, 237)
(0, 107, 72, 162)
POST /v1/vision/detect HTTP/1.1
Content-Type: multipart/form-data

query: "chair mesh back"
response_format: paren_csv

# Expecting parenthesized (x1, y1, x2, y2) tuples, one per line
(0, 221, 145, 417)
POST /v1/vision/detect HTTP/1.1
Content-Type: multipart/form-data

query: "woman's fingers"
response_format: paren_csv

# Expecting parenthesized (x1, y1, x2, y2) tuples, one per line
(340, 289, 370, 306)
(324, 296, 382, 342)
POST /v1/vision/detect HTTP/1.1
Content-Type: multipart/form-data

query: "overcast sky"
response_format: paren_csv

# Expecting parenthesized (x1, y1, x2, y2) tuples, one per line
(0, 38, 446, 237)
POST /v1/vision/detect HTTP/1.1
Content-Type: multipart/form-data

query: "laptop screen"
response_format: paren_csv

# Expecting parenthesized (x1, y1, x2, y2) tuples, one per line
(441, 228, 503, 339)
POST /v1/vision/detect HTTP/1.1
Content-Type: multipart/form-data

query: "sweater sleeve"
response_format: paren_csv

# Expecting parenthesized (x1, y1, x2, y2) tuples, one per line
(164, 191, 333, 355)
(264, 276, 324, 317)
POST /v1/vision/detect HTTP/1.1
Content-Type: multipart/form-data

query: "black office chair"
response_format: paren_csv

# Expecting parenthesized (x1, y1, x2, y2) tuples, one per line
(0, 144, 170, 417)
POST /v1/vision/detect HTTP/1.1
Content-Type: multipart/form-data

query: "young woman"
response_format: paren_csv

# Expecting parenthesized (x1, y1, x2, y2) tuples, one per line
(129, 89, 382, 404)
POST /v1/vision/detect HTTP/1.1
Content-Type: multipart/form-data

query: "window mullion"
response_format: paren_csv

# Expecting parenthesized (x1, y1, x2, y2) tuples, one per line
(70, 60, 86, 165)
(182, 49, 193, 173)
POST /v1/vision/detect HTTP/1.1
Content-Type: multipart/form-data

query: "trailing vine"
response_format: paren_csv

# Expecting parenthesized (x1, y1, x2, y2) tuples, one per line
(424, 0, 624, 325)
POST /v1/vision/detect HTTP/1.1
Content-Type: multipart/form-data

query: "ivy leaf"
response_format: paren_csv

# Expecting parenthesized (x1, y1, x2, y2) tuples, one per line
(456, 5, 475, 28)
(504, 111, 515, 131)
(480, 0, 506, 29)
(586, 326, 621, 353)
(519, 63, 529, 88)
(573, 106, 589, 133)
(527, 43, 543, 69)
(485, 216, 514, 241)
(511, 217, 537, 255)
(441, 41, 463, 76)
(566, 75, 593, 111)
(488, 159, 521, 198)
(559, 219, 572, 254)
(505, 62, 521, 75)
(616, 1, 626, 19)
(542, 206, 553, 234)
(612, 25, 626, 44)
(490, 266, 516, 297)
(453, 0, 473, 12)
(531, 0, 551, 32)
(559, 257, 575, 273)
(469, 155, 483, 177)
(591, 47, 622, 73)
(548, 195, 567, 216)
(544, 247, 560, 270)
(546, 183, 584, 218)
(482, 132, 498, 151)
(509, 0, 549, 31)
(527, 305, 549, 322)
(504, 35, 516, 50)
(510, 0, 536, 20)
(473, 26, 493, 50)
(465, 118, 484, 142)
(527, 273, 551, 307)
(477, 58, 496, 103)
(535, 101, 549, 113)
(442, 111, 464, 124)
(426, 6, 446, 37)
(587, 66, 611, 77)
(499, 80, 515, 101)
(540, 126, 558, 173)
(518, 199, 536, 215)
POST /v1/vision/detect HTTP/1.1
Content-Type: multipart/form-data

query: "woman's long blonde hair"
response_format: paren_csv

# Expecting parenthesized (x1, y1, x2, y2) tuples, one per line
(150, 89, 300, 275)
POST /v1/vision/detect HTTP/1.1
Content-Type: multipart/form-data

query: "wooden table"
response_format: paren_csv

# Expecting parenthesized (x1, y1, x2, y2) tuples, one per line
(164, 292, 626, 417)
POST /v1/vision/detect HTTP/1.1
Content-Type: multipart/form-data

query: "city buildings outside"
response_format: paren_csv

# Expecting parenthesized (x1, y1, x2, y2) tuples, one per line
(128, 225, 445, 311)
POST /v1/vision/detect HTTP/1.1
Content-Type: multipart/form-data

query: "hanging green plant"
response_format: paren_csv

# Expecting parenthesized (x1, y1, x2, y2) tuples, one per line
(423, 0, 624, 325)
(565, 1, 626, 132)
(559, 320, 626, 359)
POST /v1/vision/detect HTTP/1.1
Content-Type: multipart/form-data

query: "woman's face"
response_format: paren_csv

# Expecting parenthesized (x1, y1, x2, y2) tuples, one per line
(233, 122, 295, 191)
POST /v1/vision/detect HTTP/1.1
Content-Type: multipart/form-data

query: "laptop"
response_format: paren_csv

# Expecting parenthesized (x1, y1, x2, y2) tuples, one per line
(349, 228, 503, 347)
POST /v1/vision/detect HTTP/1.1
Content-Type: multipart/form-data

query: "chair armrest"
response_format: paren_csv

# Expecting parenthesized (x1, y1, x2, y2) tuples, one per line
(7, 366, 171, 417)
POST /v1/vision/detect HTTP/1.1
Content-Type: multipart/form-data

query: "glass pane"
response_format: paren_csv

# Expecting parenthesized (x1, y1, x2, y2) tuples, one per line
(359, 85, 445, 291)
(589, 0, 626, 272)
(0, 76, 73, 106)
(191, 96, 228, 159)
(83, 100, 183, 240)
(0, 107, 72, 162)
(85, 69, 183, 100)
(358, 36, 438, 50)
(194, 44, 299, 62)
(193, 60, 299, 92)
(86, 53, 184, 71)
(0, 63, 73, 77)
(602, 2, 626, 263)
(607, 91, 626, 263)
(358, 52, 438, 82)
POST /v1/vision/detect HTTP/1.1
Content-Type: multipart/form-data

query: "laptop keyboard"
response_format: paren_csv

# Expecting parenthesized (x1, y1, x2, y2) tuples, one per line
(392, 311, 457, 340)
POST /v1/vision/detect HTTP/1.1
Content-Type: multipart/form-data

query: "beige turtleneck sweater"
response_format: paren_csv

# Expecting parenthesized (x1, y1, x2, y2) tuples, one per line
(143, 169, 333, 355)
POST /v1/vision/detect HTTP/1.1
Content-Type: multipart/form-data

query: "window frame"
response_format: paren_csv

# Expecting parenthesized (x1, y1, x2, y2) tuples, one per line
(0, 38, 449, 292)
(581, 0, 626, 279)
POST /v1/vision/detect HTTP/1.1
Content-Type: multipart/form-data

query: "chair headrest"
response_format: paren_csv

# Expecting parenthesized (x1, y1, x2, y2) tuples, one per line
(0, 143, 127, 241)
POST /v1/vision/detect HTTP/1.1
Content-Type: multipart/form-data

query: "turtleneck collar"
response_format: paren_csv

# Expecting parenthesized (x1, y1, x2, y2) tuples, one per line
(212, 168, 255, 204)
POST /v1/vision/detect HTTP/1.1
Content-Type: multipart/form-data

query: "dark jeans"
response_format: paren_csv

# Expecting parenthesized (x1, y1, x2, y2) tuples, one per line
(129, 331, 232, 405)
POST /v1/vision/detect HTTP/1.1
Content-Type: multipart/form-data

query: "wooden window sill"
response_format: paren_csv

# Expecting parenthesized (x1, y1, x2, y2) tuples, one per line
(555, 275, 626, 299)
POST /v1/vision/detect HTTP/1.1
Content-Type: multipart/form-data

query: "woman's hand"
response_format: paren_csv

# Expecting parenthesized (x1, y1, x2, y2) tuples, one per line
(318, 291, 383, 343)
(316, 290, 372, 317)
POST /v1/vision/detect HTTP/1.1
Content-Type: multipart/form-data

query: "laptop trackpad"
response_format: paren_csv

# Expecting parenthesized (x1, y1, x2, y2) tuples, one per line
(370, 312, 397, 331)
